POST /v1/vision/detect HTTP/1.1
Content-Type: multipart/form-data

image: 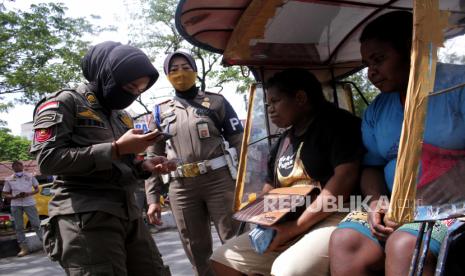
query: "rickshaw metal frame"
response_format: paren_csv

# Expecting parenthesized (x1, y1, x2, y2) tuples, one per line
(174, 1, 465, 274)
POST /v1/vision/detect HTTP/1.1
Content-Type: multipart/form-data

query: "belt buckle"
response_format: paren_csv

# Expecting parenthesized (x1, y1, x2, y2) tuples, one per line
(198, 162, 207, 174)
(181, 163, 200, 177)
(176, 167, 184, 177)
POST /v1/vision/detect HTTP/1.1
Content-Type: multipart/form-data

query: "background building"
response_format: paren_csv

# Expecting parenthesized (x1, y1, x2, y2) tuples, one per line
(20, 122, 34, 141)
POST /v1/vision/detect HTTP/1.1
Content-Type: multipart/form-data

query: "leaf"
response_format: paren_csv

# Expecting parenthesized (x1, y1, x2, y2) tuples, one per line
(0, 2, 103, 107)
(0, 128, 33, 161)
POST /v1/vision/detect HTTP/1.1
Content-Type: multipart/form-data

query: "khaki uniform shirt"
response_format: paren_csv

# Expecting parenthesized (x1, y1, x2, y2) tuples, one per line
(30, 84, 148, 220)
(146, 90, 243, 204)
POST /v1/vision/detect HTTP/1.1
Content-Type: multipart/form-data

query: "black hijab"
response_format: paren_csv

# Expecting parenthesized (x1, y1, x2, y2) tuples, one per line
(81, 41, 159, 110)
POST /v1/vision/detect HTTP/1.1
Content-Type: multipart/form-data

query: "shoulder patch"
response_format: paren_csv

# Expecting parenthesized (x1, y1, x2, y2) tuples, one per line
(34, 127, 55, 143)
(37, 101, 60, 114)
(33, 89, 76, 117)
(34, 113, 59, 127)
(119, 113, 134, 129)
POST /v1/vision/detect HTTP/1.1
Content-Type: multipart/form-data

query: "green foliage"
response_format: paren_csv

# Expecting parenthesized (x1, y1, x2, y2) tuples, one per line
(0, 128, 32, 161)
(209, 65, 254, 94)
(127, 0, 183, 55)
(0, 2, 103, 106)
(126, 0, 252, 94)
(343, 69, 380, 117)
(0, 101, 12, 126)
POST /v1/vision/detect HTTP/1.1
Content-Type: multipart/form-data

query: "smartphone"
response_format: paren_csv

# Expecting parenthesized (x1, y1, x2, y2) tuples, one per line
(145, 130, 174, 140)
(159, 132, 174, 140)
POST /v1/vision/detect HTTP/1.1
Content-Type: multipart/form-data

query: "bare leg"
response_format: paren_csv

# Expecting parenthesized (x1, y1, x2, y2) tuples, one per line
(329, 228, 384, 276)
(385, 231, 436, 276)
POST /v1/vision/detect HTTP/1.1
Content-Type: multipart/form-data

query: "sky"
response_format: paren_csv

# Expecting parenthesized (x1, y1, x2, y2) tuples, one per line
(2, 1, 465, 136)
(1, 0, 248, 136)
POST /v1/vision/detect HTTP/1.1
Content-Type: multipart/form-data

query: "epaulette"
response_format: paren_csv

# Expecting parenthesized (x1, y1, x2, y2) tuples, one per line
(33, 89, 76, 118)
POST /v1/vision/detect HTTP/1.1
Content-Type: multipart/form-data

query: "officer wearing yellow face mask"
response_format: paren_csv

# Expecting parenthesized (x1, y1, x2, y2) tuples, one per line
(145, 51, 243, 276)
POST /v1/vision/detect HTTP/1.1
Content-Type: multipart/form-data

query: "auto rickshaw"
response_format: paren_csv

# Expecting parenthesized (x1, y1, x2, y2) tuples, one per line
(174, 1, 465, 275)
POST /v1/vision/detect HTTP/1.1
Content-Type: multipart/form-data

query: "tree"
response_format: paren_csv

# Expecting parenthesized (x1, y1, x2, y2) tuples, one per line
(125, 0, 252, 115)
(0, 2, 108, 107)
(343, 69, 379, 117)
(0, 128, 32, 161)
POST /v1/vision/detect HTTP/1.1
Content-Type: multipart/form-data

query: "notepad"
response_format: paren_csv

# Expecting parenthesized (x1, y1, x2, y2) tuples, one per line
(233, 186, 317, 226)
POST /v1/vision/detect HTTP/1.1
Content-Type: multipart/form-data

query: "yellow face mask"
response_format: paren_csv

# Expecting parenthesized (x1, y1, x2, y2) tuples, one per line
(167, 71, 197, 92)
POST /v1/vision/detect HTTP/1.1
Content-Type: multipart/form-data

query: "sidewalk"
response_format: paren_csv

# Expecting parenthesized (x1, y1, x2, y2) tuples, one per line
(0, 226, 222, 276)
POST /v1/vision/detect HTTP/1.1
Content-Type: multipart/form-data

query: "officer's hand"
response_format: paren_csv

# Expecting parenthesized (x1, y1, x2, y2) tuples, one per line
(116, 129, 166, 155)
(142, 157, 177, 174)
(147, 203, 163, 225)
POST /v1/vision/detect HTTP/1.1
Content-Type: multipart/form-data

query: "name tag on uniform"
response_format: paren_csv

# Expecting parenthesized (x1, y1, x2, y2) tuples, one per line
(197, 122, 210, 139)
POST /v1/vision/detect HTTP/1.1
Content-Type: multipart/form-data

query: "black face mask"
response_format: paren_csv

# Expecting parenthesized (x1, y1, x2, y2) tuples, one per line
(102, 86, 138, 110)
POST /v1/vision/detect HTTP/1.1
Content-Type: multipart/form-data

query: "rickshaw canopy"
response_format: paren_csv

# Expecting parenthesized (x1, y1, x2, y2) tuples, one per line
(176, 0, 465, 82)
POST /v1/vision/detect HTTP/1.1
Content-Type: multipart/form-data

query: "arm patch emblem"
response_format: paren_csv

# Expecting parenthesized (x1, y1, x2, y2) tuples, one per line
(37, 101, 60, 114)
(33, 113, 57, 127)
(34, 127, 55, 143)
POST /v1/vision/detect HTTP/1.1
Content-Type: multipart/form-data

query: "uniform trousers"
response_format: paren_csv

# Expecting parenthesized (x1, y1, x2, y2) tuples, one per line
(169, 166, 239, 276)
(47, 211, 169, 276)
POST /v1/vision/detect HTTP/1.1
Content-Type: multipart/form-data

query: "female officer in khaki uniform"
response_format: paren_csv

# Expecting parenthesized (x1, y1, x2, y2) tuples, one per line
(146, 51, 243, 276)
